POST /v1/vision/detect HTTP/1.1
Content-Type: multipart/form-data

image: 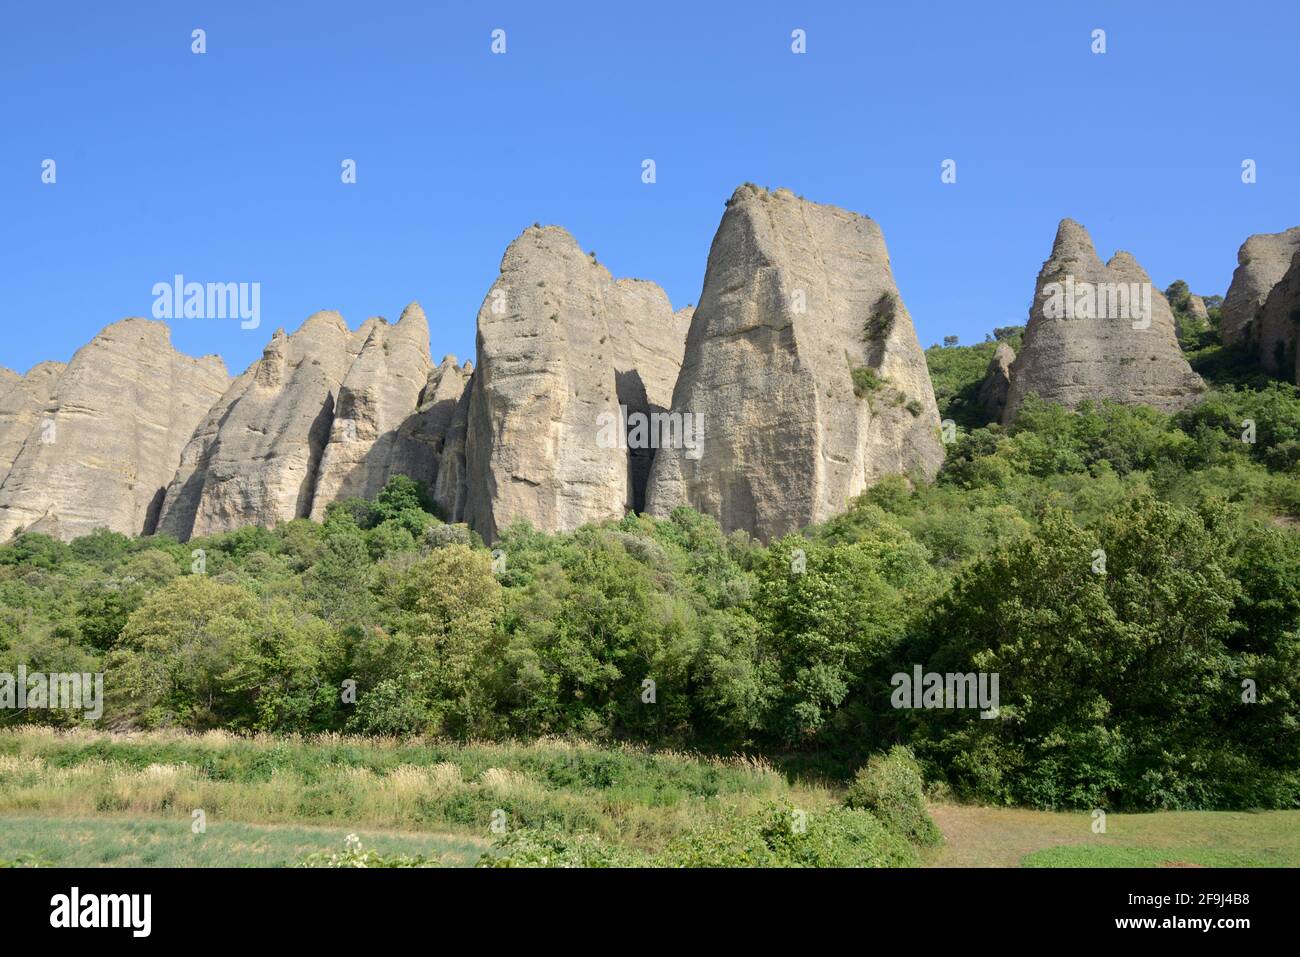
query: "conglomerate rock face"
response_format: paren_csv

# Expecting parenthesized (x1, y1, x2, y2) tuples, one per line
(0, 361, 65, 481)
(644, 184, 944, 542)
(460, 225, 690, 541)
(1002, 219, 1204, 423)
(430, 359, 474, 523)
(1185, 293, 1210, 323)
(12, 192, 1254, 548)
(1221, 227, 1300, 346)
(156, 311, 362, 540)
(978, 342, 1016, 423)
(307, 304, 437, 520)
(1253, 250, 1300, 384)
(0, 319, 229, 541)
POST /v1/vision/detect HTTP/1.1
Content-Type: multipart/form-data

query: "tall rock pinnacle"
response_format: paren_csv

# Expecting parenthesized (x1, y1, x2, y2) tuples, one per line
(307, 302, 437, 519)
(644, 185, 944, 541)
(427, 356, 474, 521)
(460, 225, 690, 541)
(1253, 249, 1300, 384)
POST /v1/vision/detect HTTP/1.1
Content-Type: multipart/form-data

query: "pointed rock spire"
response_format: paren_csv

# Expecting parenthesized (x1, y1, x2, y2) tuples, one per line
(307, 304, 436, 519)
(978, 342, 1016, 422)
(644, 184, 944, 541)
(1253, 249, 1300, 383)
(1002, 219, 1204, 423)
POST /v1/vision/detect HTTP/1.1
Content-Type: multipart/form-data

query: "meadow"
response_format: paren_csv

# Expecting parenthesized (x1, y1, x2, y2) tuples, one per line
(0, 728, 1293, 867)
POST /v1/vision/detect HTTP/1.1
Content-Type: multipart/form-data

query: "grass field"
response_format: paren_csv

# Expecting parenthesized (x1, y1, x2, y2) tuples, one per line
(0, 817, 485, 867)
(928, 805, 1300, 868)
(0, 727, 815, 851)
(0, 728, 1294, 867)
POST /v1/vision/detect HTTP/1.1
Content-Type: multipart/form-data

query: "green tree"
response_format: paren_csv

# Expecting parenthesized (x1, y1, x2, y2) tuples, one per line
(351, 544, 504, 737)
(755, 537, 907, 744)
(109, 577, 259, 727)
(370, 474, 440, 535)
(224, 600, 342, 731)
(908, 498, 1294, 810)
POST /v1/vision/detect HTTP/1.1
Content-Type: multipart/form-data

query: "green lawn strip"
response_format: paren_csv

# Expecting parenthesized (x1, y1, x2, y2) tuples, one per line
(1021, 845, 1279, 868)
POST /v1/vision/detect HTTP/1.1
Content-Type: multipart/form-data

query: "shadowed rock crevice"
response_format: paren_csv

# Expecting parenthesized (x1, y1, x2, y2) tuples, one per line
(296, 392, 337, 520)
(615, 367, 654, 514)
(140, 486, 169, 538)
(431, 363, 474, 522)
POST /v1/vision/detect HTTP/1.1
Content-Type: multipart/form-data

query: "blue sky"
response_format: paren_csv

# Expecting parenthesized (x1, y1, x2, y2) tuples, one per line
(3, 1, 1297, 377)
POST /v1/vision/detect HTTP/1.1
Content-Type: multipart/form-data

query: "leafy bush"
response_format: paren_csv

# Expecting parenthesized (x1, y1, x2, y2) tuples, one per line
(851, 366, 884, 397)
(902, 498, 1300, 810)
(864, 292, 897, 341)
(844, 746, 942, 846)
(481, 802, 921, 868)
(924, 341, 1001, 428)
(0, 533, 70, 569)
(656, 802, 916, 868)
(478, 827, 643, 868)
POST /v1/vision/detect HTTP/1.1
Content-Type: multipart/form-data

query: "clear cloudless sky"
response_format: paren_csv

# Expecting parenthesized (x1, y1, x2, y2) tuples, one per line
(2, 0, 1298, 377)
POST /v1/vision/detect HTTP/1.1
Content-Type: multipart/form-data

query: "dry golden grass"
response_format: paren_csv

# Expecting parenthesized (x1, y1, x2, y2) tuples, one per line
(0, 728, 800, 851)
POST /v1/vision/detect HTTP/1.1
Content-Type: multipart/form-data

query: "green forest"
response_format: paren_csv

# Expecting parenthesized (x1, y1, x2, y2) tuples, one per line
(3, 293, 1298, 815)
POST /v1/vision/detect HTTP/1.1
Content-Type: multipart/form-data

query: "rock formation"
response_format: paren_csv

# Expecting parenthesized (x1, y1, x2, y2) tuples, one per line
(429, 358, 474, 521)
(1221, 227, 1300, 346)
(644, 184, 944, 541)
(1002, 219, 1204, 423)
(16, 198, 1286, 548)
(977, 342, 1016, 423)
(307, 304, 437, 519)
(157, 311, 361, 540)
(1252, 250, 1300, 384)
(461, 225, 691, 540)
(0, 319, 228, 541)
(0, 361, 65, 480)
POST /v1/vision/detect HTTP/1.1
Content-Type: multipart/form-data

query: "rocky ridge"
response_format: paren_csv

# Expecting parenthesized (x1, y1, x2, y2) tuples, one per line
(14, 190, 1280, 546)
